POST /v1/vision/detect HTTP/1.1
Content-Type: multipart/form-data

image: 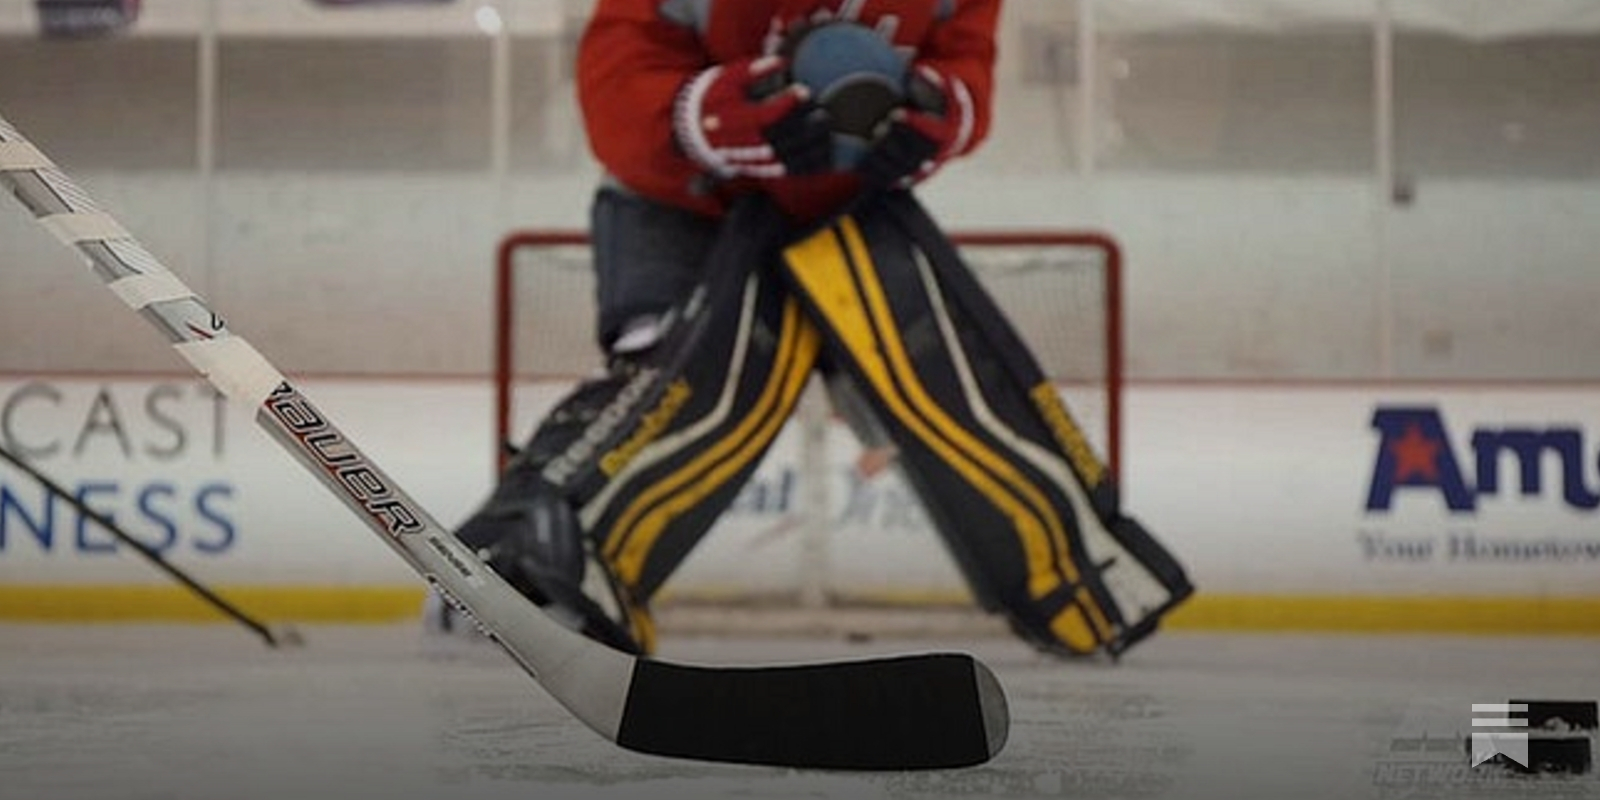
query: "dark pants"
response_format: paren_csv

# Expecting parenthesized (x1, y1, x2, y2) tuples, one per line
(590, 186, 722, 351)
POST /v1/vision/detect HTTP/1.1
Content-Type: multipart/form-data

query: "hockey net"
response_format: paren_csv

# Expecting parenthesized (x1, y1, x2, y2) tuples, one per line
(494, 228, 1124, 621)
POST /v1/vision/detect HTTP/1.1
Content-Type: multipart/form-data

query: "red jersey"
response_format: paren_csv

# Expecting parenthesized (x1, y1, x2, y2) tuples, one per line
(577, 0, 1000, 222)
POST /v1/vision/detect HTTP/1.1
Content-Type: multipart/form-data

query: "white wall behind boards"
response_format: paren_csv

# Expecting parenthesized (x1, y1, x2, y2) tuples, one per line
(5, 170, 1600, 380)
(3, 2, 1600, 382)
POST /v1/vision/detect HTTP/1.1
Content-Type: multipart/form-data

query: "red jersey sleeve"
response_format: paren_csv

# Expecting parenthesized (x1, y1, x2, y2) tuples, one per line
(916, 0, 1000, 159)
(576, 0, 1003, 219)
(576, 0, 721, 216)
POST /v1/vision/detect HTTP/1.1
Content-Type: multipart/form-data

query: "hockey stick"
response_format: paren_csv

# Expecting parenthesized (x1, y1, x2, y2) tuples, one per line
(0, 111, 1007, 770)
(0, 443, 298, 648)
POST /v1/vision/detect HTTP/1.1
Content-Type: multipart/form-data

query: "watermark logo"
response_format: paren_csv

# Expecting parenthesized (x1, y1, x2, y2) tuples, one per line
(1375, 699, 1598, 798)
(1471, 703, 1529, 769)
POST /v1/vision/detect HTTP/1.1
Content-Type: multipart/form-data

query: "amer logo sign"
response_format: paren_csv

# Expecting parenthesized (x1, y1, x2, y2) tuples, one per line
(1357, 404, 1600, 567)
(1366, 406, 1600, 513)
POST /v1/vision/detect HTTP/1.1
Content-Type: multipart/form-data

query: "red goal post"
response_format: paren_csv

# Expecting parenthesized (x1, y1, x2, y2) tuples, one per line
(494, 229, 1124, 485)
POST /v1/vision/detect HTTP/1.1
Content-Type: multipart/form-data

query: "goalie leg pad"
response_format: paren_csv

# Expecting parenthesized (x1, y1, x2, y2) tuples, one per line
(574, 266, 820, 606)
(780, 192, 1193, 658)
(481, 197, 818, 653)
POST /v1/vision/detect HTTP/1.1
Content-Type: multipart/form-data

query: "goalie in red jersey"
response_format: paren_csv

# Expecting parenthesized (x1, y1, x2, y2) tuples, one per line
(454, 0, 1194, 659)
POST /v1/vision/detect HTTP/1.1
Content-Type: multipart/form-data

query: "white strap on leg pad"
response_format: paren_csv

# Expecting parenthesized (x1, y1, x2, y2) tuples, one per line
(610, 314, 669, 356)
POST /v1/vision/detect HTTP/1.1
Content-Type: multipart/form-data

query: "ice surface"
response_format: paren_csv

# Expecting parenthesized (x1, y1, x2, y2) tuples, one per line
(1, 621, 1595, 800)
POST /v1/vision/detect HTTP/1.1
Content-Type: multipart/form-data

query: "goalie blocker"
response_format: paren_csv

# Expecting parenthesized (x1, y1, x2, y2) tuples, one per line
(779, 192, 1193, 657)
(469, 191, 1191, 659)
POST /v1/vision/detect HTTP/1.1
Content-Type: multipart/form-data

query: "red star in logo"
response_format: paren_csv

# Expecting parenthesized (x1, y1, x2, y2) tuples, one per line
(1390, 423, 1440, 482)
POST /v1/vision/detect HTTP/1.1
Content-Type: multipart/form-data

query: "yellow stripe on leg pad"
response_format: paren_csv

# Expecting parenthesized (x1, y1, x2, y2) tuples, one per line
(605, 299, 819, 586)
(787, 220, 1116, 642)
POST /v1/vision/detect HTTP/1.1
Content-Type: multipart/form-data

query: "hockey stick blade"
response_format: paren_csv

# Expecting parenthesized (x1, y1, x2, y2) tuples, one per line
(0, 111, 1009, 770)
(623, 654, 1006, 769)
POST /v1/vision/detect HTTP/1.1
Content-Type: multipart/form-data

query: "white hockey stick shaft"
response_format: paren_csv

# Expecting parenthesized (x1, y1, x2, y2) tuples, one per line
(0, 111, 635, 738)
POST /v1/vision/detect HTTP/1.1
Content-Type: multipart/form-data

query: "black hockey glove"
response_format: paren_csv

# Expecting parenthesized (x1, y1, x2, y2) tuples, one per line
(856, 63, 974, 189)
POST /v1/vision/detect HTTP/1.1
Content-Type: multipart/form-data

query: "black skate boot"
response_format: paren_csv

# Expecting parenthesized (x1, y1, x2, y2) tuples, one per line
(455, 367, 656, 654)
(455, 467, 648, 654)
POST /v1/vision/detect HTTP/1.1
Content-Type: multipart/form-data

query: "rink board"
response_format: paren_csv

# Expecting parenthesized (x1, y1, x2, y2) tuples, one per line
(2, 376, 1598, 631)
